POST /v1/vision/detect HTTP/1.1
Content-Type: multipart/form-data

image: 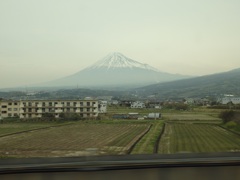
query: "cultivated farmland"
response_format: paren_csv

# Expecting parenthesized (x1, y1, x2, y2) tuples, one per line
(0, 122, 69, 137)
(158, 123, 240, 154)
(0, 108, 239, 158)
(131, 121, 164, 154)
(0, 121, 149, 158)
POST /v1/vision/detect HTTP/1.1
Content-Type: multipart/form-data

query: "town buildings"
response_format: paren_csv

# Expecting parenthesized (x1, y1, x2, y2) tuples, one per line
(220, 97, 240, 105)
(0, 99, 98, 119)
(131, 101, 146, 108)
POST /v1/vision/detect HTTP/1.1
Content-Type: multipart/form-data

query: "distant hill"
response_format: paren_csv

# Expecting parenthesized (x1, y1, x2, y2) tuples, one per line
(136, 68, 240, 98)
(43, 52, 190, 89)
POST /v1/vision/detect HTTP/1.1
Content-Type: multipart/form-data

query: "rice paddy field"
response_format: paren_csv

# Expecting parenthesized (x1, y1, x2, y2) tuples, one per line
(0, 107, 239, 158)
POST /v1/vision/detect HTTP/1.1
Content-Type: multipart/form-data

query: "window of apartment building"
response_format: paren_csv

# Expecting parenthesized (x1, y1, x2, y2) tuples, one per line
(73, 102, 77, 106)
(14, 113, 18, 117)
(14, 102, 18, 105)
(54, 102, 58, 105)
(1, 106, 7, 108)
(28, 108, 32, 112)
(80, 102, 83, 106)
(87, 102, 91, 106)
(14, 108, 18, 111)
(42, 108, 45, 112)
(74, 108, 77, 112)
(49, 102, 52, 106)
(8, 113, 12, 117)
(8, 108, 12, 111)
(80, 108, 83, 112)
(43, 102, 45, 106)
(87, 108, 90, 112)
(67, 102, 70, 106)
(1, 111, 7, 114)
(28, 102, 32, 106)
(61, 102, 64, 105)
(8, 103, 12, 105)
(67, 108, 70, 112)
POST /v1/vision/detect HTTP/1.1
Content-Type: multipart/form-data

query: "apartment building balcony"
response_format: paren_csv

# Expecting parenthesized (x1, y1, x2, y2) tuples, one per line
(37, 110, 42, 113)
(20, 104, 25, 108)
(55, 109, 63, 113)
(55, 104, 63, 108)
(93, 104, 98, 108)
(20, 110, 25, 113)
(75, 109, 81, 113)
(37, 104, 42, 108)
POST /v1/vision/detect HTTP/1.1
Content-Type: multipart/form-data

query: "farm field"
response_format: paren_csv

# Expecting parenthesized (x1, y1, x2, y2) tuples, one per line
(131, 121, 164, 154)
(163, 113, 221, 121)
(0, 122, 69, 137)
(158, 123, 240, 154)
(0, 107, 239, 158)
(0, 121, 150, 158)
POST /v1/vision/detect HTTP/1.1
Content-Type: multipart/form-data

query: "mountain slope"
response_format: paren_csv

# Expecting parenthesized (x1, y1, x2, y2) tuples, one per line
(45, 52, 190, 88)
(136, 68, 240, 98)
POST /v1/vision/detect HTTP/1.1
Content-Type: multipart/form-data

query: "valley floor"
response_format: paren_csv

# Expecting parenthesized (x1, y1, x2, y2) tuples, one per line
(0, 108, 239, 158)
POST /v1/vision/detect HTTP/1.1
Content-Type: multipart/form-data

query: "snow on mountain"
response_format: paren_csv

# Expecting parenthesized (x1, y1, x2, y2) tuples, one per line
(87, 52, 160, 72)
(44, 52, 191, 88)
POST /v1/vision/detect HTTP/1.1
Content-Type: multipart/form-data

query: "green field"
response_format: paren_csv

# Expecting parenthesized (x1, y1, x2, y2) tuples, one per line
(131, 121, 164, 154)
(158, 123, 240, 154)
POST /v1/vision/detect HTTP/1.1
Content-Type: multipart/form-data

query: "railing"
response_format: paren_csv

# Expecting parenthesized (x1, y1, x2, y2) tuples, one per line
(55, 110, 63, 113)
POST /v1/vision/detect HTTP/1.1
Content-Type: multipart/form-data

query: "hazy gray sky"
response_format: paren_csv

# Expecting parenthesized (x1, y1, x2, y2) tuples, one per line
(1, 0, 240, 88)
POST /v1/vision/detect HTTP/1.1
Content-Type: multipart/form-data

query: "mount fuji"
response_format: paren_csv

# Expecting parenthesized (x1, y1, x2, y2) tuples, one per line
(45, 52, 190, 88)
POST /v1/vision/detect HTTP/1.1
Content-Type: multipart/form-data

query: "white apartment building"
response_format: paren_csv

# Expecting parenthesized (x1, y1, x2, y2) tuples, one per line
(0, 100, 98, 119)
(131, 101, 146, 108)
(221, 97, 240, 105)
(98, 100, 107, 113)
(0, 100, 20, 119)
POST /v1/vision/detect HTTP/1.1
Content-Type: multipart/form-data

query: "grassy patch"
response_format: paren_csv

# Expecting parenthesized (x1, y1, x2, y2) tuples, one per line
(131, 121, 164, 154)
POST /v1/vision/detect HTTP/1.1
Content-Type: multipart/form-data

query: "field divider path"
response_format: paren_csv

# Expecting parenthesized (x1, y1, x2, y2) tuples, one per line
(126, 124, 152, 154)
(0, 123, 74, 138)
(154, 123, 166, 153)
(218, 125, 240, 137)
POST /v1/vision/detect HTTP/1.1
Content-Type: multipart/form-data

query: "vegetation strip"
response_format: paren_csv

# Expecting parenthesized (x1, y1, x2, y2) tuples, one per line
(218, 125, 240, 136)
(154, 123, 165, 154)
(0, 123, 73, 138)
(126, 124, 152, 154)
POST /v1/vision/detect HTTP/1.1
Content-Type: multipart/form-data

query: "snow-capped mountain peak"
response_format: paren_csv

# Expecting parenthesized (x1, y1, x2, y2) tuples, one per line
(88, 52, 159, 72)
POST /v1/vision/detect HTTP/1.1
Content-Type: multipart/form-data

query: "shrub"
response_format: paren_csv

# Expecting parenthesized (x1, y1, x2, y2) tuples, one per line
(219, 110, 240, 124)
(225, 121, 237, 129)
(219, 110, 235, 124)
